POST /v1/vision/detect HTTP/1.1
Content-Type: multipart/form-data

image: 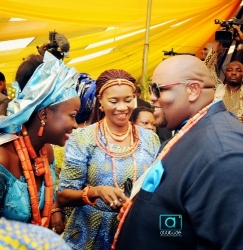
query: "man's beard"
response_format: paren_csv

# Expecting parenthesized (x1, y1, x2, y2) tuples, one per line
(156, 116, 168, 128)
(227, 81, 242, 87)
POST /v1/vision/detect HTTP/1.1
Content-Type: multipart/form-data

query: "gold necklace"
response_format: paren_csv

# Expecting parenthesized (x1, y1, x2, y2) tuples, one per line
(95, 120, 140, 158)
(103, 118, 131, 142)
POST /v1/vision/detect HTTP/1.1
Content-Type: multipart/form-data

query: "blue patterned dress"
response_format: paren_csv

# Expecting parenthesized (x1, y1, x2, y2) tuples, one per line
(59, 124, 161, 250)
(0, 161, 56, 222)
(0, 217, 70, 249)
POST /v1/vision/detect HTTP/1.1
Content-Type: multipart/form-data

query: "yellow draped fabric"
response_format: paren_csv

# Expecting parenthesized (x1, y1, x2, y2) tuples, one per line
(0, 0, 241, 97)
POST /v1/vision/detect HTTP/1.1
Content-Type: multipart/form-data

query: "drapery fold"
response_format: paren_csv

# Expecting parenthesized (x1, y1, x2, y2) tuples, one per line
(0, 0, 241, 93)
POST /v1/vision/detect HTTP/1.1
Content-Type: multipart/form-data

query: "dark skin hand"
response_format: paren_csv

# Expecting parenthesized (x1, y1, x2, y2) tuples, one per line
(50, 209, 65, 234)
(232, 25, 243, 42)
(58, 185, 129, 210)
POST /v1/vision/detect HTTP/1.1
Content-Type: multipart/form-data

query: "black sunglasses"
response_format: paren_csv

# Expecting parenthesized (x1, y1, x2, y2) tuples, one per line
(149, 81, 187, 98)
(149, 80, 207, 98)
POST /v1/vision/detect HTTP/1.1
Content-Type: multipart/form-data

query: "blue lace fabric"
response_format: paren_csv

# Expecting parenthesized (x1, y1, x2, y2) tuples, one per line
(0, 160, 56, 222)
(0, 52, 78, 134)
(0, 217, 70, 250)
(58, 124, 161, 250)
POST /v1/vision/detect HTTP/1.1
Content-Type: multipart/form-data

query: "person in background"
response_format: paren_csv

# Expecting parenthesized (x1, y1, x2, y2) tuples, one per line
(75, 73, 96, 128)
(134, 85, 151, 108)
(0, 217, 71, 250)
(0, 52, 80, 234)
(130, 106, 156, 132)
(204, 38, 243, 122)
(0, 72, 10, 115)
(215, 60, 243, 122)
(113, 55, 243, 250)
(0, 72, 8, 96)
(200, 43, 216, 62)
(134, 84, 172, 143)
(57, 69, 161, 250)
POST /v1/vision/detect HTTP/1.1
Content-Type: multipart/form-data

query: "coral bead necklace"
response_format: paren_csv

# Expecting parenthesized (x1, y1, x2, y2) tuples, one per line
(103, 118, 131, 142)
(95, 119, 140, 188)
(13, 125, 54, 227)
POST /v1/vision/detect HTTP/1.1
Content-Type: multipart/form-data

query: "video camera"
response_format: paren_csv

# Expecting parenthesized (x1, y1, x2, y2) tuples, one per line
(163, 48, 195, 56)
(37, 31, 70, 60)
(214, 18, 243, 43)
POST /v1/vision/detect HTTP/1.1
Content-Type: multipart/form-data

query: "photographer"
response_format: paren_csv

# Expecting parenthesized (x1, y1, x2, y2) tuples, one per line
(37, 31, 70, 60)
(202, 41, 223, 86)
(204, 23, 243, 123)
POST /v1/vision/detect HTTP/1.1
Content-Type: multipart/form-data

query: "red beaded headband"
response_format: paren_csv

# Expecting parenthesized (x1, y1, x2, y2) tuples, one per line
(98, 78, 136, 96)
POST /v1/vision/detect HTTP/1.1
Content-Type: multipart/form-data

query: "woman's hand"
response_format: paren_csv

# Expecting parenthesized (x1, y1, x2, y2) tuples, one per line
(89, 185, 128, 209)
(50, 211, 65, 234)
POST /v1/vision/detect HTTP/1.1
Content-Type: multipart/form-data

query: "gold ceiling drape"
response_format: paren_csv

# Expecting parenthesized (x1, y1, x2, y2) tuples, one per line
(0, 0, 241, 95)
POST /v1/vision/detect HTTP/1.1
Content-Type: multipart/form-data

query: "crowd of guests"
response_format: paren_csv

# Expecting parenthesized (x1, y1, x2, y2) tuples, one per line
(0, 23, 243, 250)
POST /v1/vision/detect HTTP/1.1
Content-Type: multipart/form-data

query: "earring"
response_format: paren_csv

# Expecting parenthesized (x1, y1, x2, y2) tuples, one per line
(99, 106, 104, 112)
(38, 120, 45, 137)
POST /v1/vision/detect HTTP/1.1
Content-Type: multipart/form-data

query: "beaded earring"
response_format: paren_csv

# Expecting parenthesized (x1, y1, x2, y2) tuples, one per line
(99, 106, 104, 112)
(38, 120, 45, 137)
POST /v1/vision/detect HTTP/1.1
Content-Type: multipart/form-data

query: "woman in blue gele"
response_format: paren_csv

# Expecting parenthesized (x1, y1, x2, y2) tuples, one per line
(0, 52, 80, 234)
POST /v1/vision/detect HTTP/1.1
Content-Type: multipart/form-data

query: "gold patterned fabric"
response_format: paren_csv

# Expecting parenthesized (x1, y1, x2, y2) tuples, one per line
(223, 87, 243, 122)
(205, 49, 243, 123)
(53, 145, 65, 189)
(204, 49, 223, 88)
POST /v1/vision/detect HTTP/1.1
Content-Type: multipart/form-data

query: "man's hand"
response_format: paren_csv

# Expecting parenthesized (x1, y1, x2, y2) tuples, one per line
(233, 25, 243, 42)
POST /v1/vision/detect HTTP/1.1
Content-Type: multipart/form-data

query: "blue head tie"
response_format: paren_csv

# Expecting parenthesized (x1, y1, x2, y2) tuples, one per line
(0, 52, 78, 133)
(75, 73, 96, 124)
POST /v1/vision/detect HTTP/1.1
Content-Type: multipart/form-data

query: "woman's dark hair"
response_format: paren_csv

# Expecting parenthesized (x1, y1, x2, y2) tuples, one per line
(91, 69, 136, 123)
(130, 106, 153, 123)
(15, 54, 44, 91)
(0, 72, 5, 81)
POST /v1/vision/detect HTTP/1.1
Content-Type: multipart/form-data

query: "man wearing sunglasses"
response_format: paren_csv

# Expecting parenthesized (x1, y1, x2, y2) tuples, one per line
(115, 55, 243, 250)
